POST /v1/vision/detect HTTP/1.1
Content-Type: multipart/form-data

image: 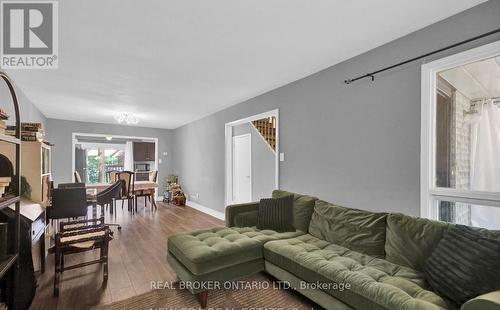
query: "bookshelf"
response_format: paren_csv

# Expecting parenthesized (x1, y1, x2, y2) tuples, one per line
(0, 71, 21, 309)
(21, 141, 51, 205)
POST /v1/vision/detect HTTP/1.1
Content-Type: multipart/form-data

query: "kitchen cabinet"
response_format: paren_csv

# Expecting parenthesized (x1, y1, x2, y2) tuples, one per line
(133, 142, 155, 161)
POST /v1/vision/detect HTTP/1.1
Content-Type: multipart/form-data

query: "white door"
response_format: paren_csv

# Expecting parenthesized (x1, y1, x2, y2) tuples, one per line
(232, 134, 252, 203)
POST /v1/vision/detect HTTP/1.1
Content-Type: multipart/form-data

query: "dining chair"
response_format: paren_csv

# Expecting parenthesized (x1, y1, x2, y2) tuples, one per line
(63, 181, 123, 230)
(74, 171, 82, 183)
(58, 182, 86, 189)
(149, 170, 158, 182)
(106, 170, 118, 183)
(117, 171, 135, 213)
(48, 187, 88, 220)
(96, 180, 123, 230)
(134, 170, 158, 210)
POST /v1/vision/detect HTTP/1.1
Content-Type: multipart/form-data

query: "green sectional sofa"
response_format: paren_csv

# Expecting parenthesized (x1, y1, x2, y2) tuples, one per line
(166, 190, 500, 310)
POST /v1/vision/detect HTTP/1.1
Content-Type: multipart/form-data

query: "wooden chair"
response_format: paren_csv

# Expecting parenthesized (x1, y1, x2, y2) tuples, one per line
(134, 170, 158, 210)
(106, 170, 118, 183)
(53, 217, 112, 296)
(74, 171, 82, 183)
(117, 171, 135, 213)
(96, 180, 123, 230)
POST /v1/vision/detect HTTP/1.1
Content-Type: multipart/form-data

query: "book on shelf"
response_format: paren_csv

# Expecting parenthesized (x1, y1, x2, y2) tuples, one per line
(21, 122, 43, 131)
(21, 135, 38, 142)
(22, 122, 42, 127)
(22, 131, 44, 140)
(5, 125, 15, 136)
(20, 130, 41, 137)
(18, 122, 45, 141)
(0, 182, 10, 187)
(0, 120, 6, 129)
(3, 122, 46, 141)
(0, 187, 5, 195)
(0, 107, 8, 120)
(0, 177, 11, 183)
(22, 127, 42, 132)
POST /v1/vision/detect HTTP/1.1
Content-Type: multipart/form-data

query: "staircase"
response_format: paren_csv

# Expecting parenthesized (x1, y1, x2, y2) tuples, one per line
(251, 117, 276, 152)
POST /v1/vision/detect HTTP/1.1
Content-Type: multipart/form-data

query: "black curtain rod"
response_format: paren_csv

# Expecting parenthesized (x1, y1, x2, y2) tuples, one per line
(344, 27, 500, 84)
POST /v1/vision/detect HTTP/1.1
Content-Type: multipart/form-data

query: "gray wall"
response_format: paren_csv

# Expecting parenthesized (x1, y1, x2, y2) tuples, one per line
(232, 122, 275, 201)
(46, 118, 174, 188)
(0, 81, 47, 126)
(173, 0, 500, 214)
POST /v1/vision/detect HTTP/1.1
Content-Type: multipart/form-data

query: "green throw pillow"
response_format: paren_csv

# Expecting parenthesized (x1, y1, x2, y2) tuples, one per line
(257, 195, 295, 232)
(423, 225, 500, 306)
(272, 190, 318, 232)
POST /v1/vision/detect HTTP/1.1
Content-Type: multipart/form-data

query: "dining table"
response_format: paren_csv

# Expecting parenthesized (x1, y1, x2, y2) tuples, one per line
(86, 180, 159, 212)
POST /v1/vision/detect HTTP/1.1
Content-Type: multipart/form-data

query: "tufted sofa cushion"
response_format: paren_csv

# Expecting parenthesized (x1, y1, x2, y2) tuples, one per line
(264, 234, 451, 310)
(167, 226, 303, 275)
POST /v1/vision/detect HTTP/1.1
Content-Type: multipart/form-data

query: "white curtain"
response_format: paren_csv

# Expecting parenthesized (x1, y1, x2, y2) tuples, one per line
(469, 100, 500, 229)
(124, 141, 134, 171)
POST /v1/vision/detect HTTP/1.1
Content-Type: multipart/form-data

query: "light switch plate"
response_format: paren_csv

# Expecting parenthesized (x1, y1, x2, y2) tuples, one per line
(279, 152, 285, 161)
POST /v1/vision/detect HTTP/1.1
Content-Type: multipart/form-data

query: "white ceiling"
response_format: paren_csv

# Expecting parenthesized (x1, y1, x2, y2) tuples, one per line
(440, 56, 500, 100)
(8, 0, 486, 129)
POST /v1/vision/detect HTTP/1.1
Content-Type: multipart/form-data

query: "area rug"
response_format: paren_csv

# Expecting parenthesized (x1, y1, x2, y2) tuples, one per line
(94, 272, 321, 309)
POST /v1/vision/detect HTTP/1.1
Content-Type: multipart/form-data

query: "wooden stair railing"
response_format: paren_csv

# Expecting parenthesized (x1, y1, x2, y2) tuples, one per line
(251, 117, 276, 151)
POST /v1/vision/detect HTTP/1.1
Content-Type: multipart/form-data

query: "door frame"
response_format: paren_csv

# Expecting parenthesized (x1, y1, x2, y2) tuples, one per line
(225, 109, 279, 206)
(232, 133, 252, 203)
(71, 133, 159, 199)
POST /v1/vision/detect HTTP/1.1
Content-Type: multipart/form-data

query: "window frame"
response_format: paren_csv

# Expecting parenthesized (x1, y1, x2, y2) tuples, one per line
(420, 40, 500, 220)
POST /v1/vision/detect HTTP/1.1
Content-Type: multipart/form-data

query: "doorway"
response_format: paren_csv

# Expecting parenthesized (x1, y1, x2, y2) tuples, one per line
(71, 133, 158, 185)
(225, 109, 279, 205)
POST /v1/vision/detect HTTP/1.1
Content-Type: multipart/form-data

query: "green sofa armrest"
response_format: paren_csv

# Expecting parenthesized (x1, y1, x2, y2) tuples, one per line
(225, 202, 259, 227)
(462, 291, 500, 310)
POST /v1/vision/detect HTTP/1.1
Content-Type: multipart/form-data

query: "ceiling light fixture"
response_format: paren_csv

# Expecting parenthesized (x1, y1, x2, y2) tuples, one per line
(105, 136, 113, 141)
(114, 112, 139, 125)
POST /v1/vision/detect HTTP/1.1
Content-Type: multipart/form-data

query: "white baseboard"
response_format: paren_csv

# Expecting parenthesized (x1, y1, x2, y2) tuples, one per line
(186, 200, 225, 221)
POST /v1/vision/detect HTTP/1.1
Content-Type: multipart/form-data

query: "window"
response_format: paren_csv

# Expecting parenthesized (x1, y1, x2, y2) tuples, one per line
(421, 41, 500, 230)
(76, 144, 125, 184)
(86, 147, 125, 183)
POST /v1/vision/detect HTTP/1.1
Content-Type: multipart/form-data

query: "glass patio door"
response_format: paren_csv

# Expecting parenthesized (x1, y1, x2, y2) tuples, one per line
(86, 146, 125, 183)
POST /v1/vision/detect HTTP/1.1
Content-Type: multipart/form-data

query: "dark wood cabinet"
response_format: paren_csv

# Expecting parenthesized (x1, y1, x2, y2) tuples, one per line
(133, 142, 155, 161)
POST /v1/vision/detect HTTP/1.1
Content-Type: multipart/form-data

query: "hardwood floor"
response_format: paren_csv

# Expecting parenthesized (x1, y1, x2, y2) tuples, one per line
(29, 200, 223, 310)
